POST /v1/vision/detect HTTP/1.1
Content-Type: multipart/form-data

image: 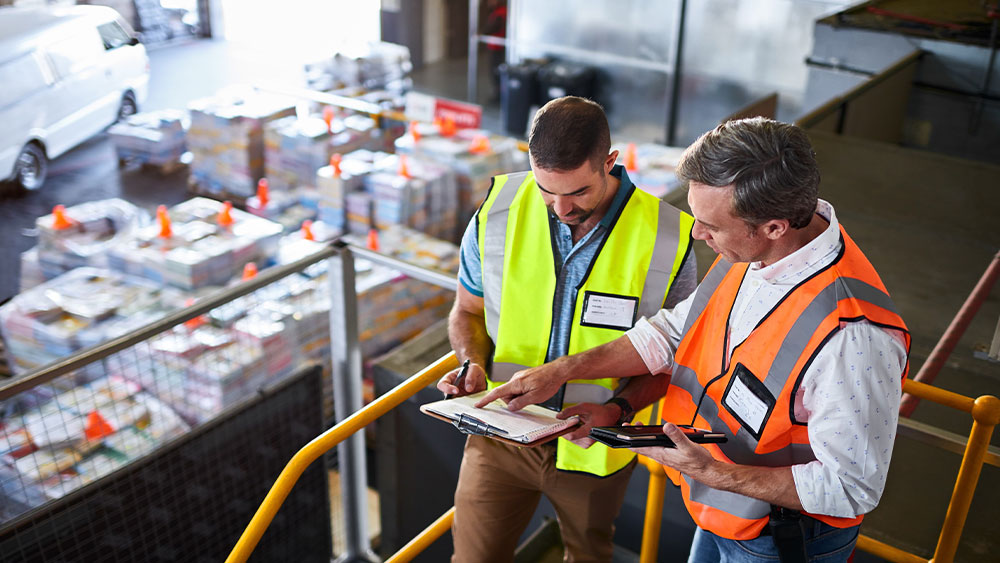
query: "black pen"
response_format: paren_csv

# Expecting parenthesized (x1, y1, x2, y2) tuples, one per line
(445, 359, 471, 399)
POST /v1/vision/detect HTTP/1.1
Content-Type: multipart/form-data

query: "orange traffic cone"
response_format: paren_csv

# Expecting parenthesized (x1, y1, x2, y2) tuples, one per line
(469, 134, 491, 154)
(51, 204, 74, 230)
(398, 154, 411, 179)
(301, 220, 315, 241)
(218, 200, 234, 227)
(440, 116, 457, 137)
(84, 410, 115, 441)
(366, 228, 380, 251)
(256, 178, 270, 208)
(409, 121, 422, 142)
(156, 205, 172, 238)
(242, 262, 258, 280)
(624, 143, 638, 172)
(322, 106, 335, 133)
(330, 153, 342, 177)
(183, 297, 206, 330)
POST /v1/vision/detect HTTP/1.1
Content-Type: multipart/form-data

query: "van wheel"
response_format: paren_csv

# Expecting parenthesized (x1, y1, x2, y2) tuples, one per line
(117, 92, 138, 122)
(14, 143, 47, 192)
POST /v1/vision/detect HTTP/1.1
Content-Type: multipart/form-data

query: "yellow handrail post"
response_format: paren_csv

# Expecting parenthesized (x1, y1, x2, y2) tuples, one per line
(385, 507, 456, 563)
(226, 352, 458, 563)
(931, 395, 1000, 563)
(638, 456, 666, 563)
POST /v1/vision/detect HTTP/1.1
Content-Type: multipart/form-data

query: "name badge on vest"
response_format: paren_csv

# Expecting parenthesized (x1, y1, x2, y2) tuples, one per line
(721, 363, 775, 440)
(580, 291, 638, 331)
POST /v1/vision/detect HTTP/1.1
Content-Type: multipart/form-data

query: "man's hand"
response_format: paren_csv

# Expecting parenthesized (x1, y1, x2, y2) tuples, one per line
(474, 360, 570, 410)
(556, 402, 622, 448)
(436, 362, 488, 397)
(630, 423, 717, 476)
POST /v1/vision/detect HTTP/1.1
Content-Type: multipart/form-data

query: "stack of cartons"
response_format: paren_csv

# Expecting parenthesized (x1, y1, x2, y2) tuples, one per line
(0, 376, 189, 524)
(395, 126, 525, 241)
(262, 114, 377, 192)
(108, 110, 188, 166)
(21, 199, 148, 291)
(187, 91, 295, 199)
(106, 198, 283, 290)
(0, 269, 180, 376)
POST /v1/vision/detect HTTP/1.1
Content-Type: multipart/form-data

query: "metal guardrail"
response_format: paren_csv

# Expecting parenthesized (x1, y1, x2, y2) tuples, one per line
(0, 244, 338, 401)
(226, 352, 459, 563)
(795, 50, 923, 132)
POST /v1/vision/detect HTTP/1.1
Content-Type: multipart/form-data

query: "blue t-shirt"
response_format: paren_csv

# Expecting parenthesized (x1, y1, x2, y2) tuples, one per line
(459, 164, 635, 362)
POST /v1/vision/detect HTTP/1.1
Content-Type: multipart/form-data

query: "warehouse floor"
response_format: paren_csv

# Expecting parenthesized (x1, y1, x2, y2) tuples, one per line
(0, 38, 998, 562)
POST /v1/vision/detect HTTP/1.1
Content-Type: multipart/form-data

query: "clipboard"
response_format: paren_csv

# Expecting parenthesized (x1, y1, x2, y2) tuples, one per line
(420, 391, 580, 447)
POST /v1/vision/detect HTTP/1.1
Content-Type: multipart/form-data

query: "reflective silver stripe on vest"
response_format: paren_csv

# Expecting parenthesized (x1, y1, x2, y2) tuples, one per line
(680, 259, 734, 341)
(637, 201, 683, 320)
(685, 474, 771, 519)
(482, 172, 529, 340)
(491, 362, 615, 404)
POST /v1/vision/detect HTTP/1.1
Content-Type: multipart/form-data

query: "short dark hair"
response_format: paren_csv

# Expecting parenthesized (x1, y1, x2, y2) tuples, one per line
(676, 117, 820, 229)
(528, 96, 611, 172)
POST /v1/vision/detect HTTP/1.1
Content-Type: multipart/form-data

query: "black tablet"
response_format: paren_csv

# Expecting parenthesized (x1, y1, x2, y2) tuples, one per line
(589, 424, 727, 448)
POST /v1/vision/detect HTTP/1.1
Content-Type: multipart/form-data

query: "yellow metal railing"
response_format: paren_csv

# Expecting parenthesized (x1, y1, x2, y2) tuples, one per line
(226, 352, 459, 563)
(632, 379, 1000, 563)
(230, 355, 997, 563)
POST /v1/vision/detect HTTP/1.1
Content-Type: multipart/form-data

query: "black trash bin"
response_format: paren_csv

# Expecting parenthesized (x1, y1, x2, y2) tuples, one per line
(499, 60, 542, 138)
(537, 60, 597, 103)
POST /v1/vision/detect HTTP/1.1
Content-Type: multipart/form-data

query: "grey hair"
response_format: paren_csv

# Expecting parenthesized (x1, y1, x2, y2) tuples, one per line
(676, 117, 820, 229)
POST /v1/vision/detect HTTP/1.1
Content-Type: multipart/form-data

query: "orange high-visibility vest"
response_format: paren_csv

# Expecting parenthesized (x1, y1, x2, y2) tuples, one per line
(660, 225, 910, 540)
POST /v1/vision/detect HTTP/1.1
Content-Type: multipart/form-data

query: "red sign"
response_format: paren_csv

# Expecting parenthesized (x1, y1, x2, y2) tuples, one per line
(405, 92, 483, 129)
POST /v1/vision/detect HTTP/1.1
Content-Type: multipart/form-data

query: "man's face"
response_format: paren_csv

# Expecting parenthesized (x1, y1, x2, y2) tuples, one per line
(688, 181, 769, 264)
(531, 153, 614, 225)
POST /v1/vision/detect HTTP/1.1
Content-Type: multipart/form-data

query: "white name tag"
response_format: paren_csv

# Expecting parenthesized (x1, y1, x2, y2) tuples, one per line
(581, 292, 638, 331)
(723, 374, 769, 435)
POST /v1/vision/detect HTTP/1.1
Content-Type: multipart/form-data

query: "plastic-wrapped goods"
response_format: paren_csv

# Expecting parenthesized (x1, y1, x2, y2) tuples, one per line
(21, 199, 150, 290)
(0, 376, 189, 523)
(263, 114, 377, 192)
(108, 109, 189, 166)
(360, 153, 458, 240)
(187, 89, 296, 198)
(303, 41, 413, 93)
(395, 126, 526, 241)
(0, 268, 181, 376)
(613, 143, 687, 199)
(106, 197, 283, 290)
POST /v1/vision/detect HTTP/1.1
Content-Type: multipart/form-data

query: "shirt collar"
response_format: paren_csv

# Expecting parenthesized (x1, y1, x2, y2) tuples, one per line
(750, 199, 841, 284)
(600, 164, 632, 229)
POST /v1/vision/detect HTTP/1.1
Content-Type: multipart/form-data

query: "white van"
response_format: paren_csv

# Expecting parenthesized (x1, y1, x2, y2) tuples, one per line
(0, 6, 150, 192)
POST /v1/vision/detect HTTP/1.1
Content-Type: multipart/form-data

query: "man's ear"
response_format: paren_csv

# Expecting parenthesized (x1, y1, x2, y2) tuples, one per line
(762, 219, 789, 240)
(605, 150, 619, 173)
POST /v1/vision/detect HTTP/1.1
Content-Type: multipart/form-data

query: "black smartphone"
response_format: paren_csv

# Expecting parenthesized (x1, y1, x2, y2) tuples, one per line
(589, 424, 727, 448)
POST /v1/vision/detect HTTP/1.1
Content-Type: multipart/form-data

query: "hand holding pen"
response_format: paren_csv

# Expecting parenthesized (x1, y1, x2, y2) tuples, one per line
(439, 358, 486, 399)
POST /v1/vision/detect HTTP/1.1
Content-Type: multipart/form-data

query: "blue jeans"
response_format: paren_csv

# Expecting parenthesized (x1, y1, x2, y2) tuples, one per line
(688, 519, 860, 563)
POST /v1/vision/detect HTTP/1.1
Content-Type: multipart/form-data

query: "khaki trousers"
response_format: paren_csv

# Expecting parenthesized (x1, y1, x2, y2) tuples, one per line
(451, 435, 636, 563)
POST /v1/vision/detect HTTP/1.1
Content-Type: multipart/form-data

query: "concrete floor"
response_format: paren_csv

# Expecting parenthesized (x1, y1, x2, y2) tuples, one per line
(1, 38, 998, 562)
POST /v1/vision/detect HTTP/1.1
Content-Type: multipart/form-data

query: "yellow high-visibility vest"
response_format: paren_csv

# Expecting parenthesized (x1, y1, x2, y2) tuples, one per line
(477, 170, 694, 475)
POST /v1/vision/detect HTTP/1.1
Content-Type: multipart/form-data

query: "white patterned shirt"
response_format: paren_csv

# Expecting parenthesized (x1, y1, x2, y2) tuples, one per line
(626, 199, 908, 518)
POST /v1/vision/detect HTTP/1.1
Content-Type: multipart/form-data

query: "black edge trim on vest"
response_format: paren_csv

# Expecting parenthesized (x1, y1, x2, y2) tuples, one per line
(575, 182, 636, 291)
(787, 315, 910, 426)
(475, 176, 497, 237)
(789, 325, 841, 426)
(750, 232, 847, 335)
(691, 266, 749, 426)
(543, 217, 561, 364)
(665, 221, 696, 308)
